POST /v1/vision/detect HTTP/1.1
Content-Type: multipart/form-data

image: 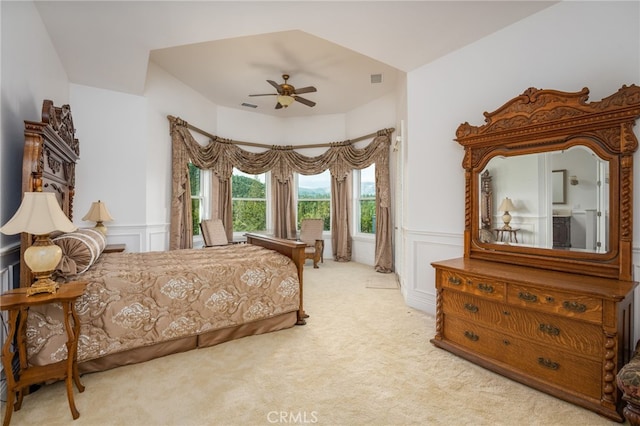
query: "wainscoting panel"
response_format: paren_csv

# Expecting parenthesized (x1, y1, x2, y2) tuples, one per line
(403, 229, 463, 315)
(104, 223, 169, 252)
(352, 235, 375, 266)
(148, 225, 169, 252)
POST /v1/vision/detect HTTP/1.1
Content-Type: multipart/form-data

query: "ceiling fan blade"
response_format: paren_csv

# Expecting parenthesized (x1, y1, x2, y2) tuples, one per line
(294, 96, 316, 107)
(249, 93, 277, 97)
(267, 80, 283, 94)
(275, 102, 283, 109)
(294, 86, 317, 95)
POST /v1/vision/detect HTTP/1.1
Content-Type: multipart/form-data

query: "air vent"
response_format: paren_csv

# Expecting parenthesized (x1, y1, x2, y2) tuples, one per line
(370, 74, 383, 84)
(241, 103, 258, 108)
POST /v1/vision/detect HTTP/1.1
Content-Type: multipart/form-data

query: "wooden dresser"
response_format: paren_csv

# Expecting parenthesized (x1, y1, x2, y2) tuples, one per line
(431, 85, 640, 422)
(432, 257, 634, 421)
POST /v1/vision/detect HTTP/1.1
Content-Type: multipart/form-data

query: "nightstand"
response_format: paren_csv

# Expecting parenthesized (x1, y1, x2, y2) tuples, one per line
(0, 281, 87, 425)
(103, 243, 126, 253)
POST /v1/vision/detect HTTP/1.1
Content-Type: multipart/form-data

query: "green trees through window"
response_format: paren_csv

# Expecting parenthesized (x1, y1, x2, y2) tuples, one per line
(358, 165, 376, 234)
(191, 164, 376, 237)
(189, 163, 203, 236)
(297, 171, 330, 231)
(232, 170, 267, 232)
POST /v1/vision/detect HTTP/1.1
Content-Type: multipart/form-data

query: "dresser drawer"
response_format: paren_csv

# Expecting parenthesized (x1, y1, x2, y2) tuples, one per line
(443, 316, 601, 399)
(442, 291, 602, 358)
(507, 284, 602, 323)
(439, 270, 505, 302)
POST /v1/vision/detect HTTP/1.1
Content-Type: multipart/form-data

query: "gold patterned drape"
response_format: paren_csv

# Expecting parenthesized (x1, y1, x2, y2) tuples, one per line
(169, 116, 394, 272)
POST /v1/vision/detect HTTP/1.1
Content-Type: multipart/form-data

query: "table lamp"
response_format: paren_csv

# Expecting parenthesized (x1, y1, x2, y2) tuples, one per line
(82, 200, 114, 235)
(498, 197, 516, 230)
(0, 192, 77, 295)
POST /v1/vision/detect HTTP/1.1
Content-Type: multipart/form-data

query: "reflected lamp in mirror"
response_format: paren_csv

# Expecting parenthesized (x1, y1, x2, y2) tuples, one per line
(0, 192, 77, 295)
(498, 197, 516, 230)
(82, 200, 114, 235)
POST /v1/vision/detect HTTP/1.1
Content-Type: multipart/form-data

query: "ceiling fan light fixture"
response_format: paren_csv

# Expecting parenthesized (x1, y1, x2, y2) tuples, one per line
(277, 95, 295, 108)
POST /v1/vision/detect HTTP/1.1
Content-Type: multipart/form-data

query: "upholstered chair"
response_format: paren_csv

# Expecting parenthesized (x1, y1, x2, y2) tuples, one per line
(200, 219, 229, 247)
(299, 218, 324, 268)
(617, 341, 640, 425)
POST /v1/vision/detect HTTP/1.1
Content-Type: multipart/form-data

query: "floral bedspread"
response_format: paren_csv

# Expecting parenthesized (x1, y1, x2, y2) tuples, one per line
(27, 244, 300, 365)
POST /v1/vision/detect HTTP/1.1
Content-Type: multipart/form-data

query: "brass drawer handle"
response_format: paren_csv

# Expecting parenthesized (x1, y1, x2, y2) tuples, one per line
(518, 292, 538, 303)
(477, 283, 494, 293)
(448, 277, 462, 286)
(539, 323, 560, 336)
(464, 331, 479, 341)
(463, 303, 479, 313)
(538, 357, 559, 370)
(562, 301, 587, 313)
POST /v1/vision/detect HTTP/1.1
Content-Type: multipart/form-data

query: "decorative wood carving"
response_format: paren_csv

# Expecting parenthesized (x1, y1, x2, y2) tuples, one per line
(456, 85, 640, 281)
(20, 100, 80, 288)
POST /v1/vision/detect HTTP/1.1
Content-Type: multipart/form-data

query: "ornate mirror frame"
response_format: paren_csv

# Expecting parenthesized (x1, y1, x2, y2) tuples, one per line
(456, 85, 640, 280)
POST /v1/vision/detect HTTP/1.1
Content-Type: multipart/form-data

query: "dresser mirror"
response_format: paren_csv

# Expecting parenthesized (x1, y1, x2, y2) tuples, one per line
(457, 85, 640, 280)
(479, 144, 610, 253)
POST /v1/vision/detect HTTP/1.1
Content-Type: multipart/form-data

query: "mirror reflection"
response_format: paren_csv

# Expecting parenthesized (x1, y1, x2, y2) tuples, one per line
(479, 146, 609, 253)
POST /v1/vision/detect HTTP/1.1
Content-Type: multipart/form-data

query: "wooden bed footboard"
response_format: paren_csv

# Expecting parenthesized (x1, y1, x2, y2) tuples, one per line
(244, 233, 308, 324)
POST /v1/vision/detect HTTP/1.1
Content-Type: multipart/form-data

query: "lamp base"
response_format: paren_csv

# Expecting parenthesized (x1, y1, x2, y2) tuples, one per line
(94, 221, 107, 235)
(27, 278, 60, 296)
(501, 212, 512, 230)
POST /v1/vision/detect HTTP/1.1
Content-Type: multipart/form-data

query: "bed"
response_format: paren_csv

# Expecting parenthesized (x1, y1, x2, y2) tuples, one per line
(20, 100, 307, 373)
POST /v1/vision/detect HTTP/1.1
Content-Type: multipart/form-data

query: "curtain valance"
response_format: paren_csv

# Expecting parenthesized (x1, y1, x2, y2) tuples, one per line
(169, 116, 394, 272)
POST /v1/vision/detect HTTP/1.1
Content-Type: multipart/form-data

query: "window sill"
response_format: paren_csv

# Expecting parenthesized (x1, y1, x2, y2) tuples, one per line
(352, 233, 375, 242)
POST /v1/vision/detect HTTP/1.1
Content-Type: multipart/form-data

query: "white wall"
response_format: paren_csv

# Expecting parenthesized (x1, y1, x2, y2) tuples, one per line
(70, 85, 149, 251)
(403, 1, 640, 315)
(69, 63, 223, 252)
(1, 0, 69, 237)
(0, 0, 70, 287)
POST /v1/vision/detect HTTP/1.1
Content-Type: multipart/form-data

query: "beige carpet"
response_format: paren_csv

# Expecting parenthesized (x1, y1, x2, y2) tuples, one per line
(3, 260, 620, 425)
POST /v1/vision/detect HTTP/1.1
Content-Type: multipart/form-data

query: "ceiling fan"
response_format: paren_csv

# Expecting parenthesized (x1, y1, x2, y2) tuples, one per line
(249, 74, 317, 109)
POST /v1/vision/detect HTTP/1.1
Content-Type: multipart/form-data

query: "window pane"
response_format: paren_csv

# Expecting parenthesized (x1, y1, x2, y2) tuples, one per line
(360, 165, 375, 197)
(189, 163, 201, 196)
(359, 164, 376, 234)
(233, 200, 266, 232)
(232, 169, 267, 232)
(360, 200, 376, 234)
(298, 170, 331, 199)
(192, 198, 201, 235)
(298, 170, 331, 230)
(232, 170, 266, 198)
(297, 200, 330, 231)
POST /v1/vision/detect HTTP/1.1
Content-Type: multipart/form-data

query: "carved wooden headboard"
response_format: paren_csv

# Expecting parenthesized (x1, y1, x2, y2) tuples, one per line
(20, 100, 80, 287)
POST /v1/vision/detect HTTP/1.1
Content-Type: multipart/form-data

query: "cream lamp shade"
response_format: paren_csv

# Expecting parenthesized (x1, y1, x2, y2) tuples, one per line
(82, 200, 114, 235)
(0, 192, 77, 295)
(277, 95, 295, 108)
(498, 197, 516, 230)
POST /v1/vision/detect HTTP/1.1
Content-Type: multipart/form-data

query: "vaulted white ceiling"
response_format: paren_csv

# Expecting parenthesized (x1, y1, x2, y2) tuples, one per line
(34, 1, 556, 117)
